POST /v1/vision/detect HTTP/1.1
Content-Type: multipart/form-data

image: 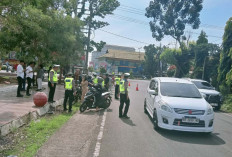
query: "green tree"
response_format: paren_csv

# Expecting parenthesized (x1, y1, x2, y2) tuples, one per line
(0, 0, 84, 66)
(100, 66, 106, 74)
(192, 31, 209, 79)
(218, 17, 232, 93)
(143, 44, 158, 77)
(146, 0, 203, 77)
(160, 46, 194, 78)
(88, 66, 94, 72)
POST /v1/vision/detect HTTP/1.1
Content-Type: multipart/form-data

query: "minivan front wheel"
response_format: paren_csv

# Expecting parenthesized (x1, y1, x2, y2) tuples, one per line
(144, 99, 148, 114)
(153, 110, 159, 131)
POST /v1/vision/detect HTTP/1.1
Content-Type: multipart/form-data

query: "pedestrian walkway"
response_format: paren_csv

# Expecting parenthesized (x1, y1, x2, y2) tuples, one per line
(36, 109, 104, 157)
(0, 83, 64, 135)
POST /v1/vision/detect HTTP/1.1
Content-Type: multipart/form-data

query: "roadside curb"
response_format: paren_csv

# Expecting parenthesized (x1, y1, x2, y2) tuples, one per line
(0, 99, 64, 136)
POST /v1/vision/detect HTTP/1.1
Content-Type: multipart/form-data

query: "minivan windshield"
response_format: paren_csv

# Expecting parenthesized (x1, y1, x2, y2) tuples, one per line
(192, 81, 214, 90)
(160, 82, 202, 98)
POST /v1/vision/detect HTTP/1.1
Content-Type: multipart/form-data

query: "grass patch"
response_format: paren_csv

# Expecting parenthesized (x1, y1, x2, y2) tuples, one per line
(2, 76, 10, 80)
(221, 94, 232, 113)
(2, 104, 79, 157)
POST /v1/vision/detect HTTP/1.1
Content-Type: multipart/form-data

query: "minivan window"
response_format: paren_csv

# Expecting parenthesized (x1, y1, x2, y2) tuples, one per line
(192, 81, 214, 90)
(160, 82, 202, 98)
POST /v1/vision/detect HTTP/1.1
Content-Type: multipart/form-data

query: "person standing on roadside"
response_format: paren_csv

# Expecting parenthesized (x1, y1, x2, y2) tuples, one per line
(104, 73, 109, 91)
(92, 72, 98, 85)
(36, 64, 44, 91)
(109, 74, 113, 92)
(6, 61, 9, 72)
(48, 65, 59, 103)
(26, 62, 35, 96)
(119, 73, 130, 119)
(114, 74, 121, 99)
(63, 73, 75, 113)
(81, 75, 88, 102)
(22, 64, 26, 91)
(16, 60, 25, 97)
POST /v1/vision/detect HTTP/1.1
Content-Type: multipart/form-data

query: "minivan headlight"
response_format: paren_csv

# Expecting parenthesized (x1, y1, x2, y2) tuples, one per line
(158, 100, 173, 113)
(207, 106, 214, 115)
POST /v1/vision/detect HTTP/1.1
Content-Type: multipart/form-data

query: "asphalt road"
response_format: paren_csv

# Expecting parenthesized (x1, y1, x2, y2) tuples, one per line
(90, 79, 232, 157)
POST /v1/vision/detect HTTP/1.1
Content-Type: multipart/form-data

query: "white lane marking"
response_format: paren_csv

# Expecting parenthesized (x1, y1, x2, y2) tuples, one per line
(93, 110, 107, 157)
(220, 112, 232, 118)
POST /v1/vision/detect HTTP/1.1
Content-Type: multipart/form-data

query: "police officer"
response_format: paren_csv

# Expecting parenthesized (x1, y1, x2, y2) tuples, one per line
(93, 72, 98, 85)
(63, 73, 75, 112)
(115, 74, 121, 99)
(119, 73, 130, 119)
(48, 65, 59, 103)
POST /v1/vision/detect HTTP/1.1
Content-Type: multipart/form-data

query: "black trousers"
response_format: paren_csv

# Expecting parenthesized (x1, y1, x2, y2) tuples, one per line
(22, 78, 26, 90)
(48, 82, 57, 102)
(115, 85, 119, 98)
(63, 90, 74, 111)
(26, 77, 32, 95)
(119, 94, 130, 116)
(17, 77, 23, 96)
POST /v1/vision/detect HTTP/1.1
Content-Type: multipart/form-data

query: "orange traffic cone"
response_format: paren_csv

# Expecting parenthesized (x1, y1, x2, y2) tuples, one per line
(129, 82, 130, 86)
(136, 84, 139, 91)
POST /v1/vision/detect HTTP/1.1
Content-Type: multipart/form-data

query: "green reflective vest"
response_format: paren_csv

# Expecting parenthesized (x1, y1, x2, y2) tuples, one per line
(93, 77, 98, 85)
(102, 80, 105, 88)
(120, 80, 128, 94)
(49, 69, 58, 83)
(115, 77, 120, 85)
(65, 78, 73, 90)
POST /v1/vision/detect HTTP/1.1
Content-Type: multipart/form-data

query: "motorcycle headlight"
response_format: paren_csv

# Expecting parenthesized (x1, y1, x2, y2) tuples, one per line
(158, 100, 173, 113)
(207, 106, 214, 115)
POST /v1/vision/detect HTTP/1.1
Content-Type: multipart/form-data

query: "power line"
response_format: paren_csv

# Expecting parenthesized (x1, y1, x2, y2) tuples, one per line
(98, 29, 150, 45)
(108, 14, 222, 39)
(118, 3, 225, 30)
(120, 4, 146, 11)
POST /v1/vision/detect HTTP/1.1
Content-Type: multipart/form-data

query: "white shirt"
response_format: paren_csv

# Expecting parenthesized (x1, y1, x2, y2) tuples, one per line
(17, 64, 24, 78)
(26, 66, 33, 79)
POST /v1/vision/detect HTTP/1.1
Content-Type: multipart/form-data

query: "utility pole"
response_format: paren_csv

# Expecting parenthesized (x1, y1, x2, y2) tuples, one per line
(158, 43, 162, 77)
(84, 1, 93, 74)
(202, 56, 207, 80)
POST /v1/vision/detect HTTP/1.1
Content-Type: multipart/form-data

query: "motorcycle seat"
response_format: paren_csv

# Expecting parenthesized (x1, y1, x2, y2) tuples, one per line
(102, 92, 110, 96)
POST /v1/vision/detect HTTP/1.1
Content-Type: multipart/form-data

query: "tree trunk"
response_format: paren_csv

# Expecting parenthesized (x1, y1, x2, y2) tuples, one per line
(58, 67, 63, 85)
(175, 64, 183, 78)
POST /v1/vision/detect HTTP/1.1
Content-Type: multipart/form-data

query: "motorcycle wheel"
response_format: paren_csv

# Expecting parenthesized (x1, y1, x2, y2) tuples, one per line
(80, 102, 87, 113)
(103, 99, 111, 109)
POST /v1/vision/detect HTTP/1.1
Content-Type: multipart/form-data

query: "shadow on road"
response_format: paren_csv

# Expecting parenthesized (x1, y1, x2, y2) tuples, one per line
(120, 118, 136, 127)
(146, 113, 225, 145)
(158, 129, 225, 145)
(107, 108, 113, 112)
(81, 109, 104, 116)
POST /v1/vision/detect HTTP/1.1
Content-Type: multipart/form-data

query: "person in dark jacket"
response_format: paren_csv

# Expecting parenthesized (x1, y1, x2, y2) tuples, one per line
(104, 73, 110, 91)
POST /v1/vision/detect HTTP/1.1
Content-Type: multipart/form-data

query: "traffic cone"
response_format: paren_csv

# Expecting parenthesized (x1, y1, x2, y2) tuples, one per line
(129, 82, 130, 86)
(136, 84, 139, 91)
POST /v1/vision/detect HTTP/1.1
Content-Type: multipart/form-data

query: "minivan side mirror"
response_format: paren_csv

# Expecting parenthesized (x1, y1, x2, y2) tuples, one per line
(202, 93, 206, 99)
(149, 89, 158, 96)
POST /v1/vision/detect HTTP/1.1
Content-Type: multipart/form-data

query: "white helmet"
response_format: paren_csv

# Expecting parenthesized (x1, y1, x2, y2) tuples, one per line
(124, 73, 130, 77)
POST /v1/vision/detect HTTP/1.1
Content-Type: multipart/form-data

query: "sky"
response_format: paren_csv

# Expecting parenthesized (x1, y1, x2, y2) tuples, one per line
(92, 0, 232, 52)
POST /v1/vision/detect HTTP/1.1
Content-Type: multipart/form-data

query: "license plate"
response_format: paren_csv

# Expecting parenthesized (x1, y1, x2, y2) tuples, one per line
(210, 103, 218, 107)
(182, 117, 199, 123)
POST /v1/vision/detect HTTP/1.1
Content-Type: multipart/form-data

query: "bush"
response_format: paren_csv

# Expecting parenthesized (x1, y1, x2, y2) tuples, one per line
(222, 94, 232, 113)
(1, 65, 7, 70)
(219, 84, 230, 95)
(167, 69, 175, 77)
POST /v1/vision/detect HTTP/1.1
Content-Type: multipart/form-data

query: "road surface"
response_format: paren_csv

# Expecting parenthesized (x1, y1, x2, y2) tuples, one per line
(87, 79, 232, 157)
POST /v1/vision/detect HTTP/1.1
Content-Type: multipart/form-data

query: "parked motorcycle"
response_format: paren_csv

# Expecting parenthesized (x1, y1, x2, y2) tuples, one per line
(80, 87, 112, 112)
(73, 83, 82, 104)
